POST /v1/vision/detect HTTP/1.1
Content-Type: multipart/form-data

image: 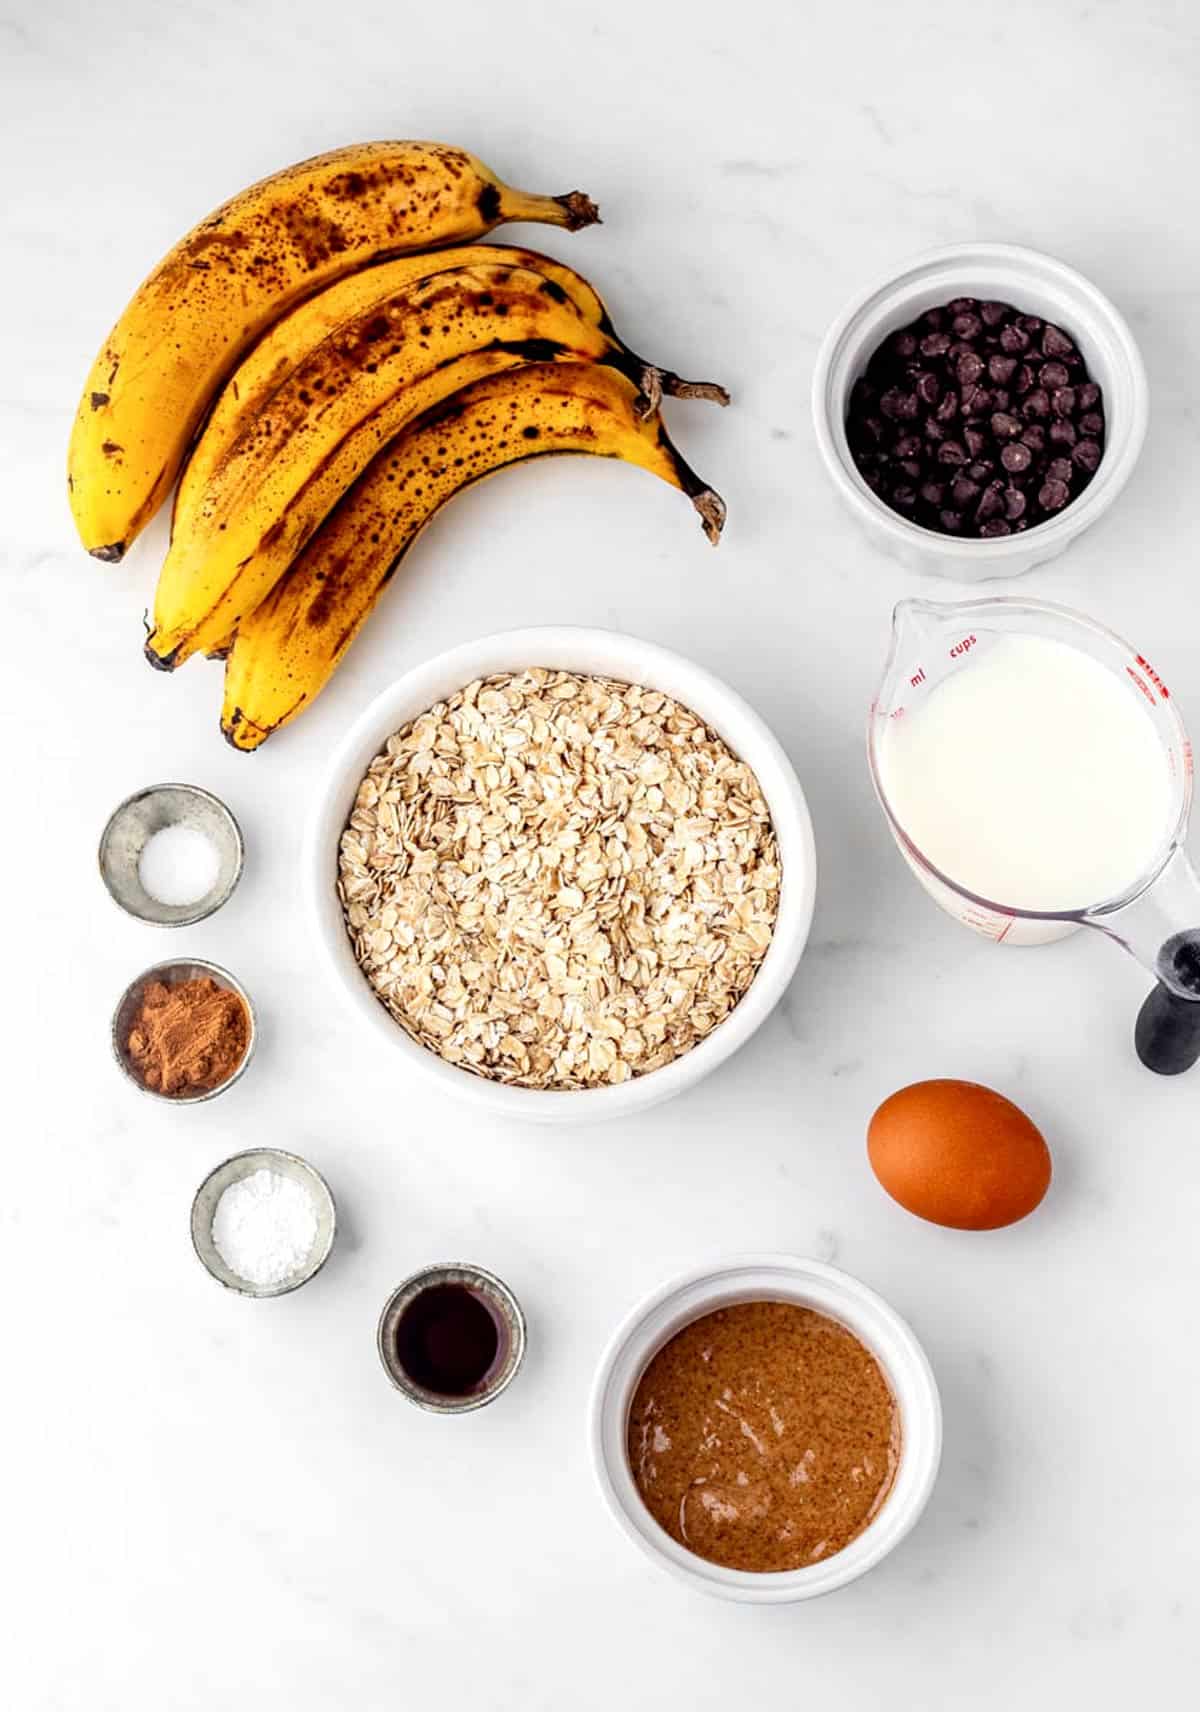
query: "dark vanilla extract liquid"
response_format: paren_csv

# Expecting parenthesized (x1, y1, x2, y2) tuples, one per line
(394, 1283, 505, 1397)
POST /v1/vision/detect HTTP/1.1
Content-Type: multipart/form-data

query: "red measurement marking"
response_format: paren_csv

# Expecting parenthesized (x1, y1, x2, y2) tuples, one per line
(1135, 654, 1170, 699)
(948, 633, 977, 660)
(910, 666, 926, 688)
(1126, 666, 1158, 709)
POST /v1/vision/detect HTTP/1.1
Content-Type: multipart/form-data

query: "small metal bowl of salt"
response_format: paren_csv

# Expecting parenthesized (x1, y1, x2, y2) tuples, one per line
(191, 1148, 337, 1298)
(99, 782, 243, 927)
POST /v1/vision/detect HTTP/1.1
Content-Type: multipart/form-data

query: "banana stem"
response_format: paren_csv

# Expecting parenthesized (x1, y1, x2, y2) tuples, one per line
(497, 186, 601, 231)
(691, 490, 727, 547)
(633, 365, 732, 420)
(664, 378, 732, 406)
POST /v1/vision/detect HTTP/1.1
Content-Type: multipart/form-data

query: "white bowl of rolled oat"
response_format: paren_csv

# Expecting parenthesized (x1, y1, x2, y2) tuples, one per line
(308, 628, 816, 1122)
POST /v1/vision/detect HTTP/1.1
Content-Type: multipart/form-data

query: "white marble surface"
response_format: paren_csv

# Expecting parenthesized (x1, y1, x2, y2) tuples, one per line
(5, 0, 1200, 1704)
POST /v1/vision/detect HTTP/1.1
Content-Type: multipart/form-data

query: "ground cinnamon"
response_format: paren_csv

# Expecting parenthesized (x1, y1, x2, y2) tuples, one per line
(126, 976, 249, 1096)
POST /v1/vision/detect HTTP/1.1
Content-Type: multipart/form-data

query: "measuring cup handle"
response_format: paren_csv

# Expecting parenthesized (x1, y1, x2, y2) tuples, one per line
(1135, 982, 1200, 1074)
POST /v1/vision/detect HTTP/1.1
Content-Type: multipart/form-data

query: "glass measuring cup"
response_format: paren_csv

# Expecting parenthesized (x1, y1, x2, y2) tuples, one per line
(868, 596, 1200, 1073)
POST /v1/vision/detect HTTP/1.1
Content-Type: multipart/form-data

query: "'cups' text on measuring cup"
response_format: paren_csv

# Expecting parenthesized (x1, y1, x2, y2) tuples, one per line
(868, 597, 1200, 1073)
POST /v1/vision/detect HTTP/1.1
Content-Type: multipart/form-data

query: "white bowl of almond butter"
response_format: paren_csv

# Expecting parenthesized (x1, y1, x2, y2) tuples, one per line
(308, 627, 816, 1123)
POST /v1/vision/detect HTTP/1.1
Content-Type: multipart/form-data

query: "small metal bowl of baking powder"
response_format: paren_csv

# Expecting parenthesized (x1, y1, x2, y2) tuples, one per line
(111, 957, 257, 1104)
(99, 782, 244, 927)
(190, 1148, 337, 1299)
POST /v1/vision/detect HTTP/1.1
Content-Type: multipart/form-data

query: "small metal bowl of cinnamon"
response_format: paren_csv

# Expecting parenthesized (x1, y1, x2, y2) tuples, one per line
(111, 957, 256, 1104)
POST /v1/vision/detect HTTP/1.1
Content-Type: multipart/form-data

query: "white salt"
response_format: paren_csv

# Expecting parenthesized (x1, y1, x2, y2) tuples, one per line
(139, 824, 220, 907)
(212, 1168, 319, 1287)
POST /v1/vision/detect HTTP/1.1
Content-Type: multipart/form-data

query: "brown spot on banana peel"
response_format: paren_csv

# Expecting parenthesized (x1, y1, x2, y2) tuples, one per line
(90, 391, 109, 410)
(89, 541, 126, 563)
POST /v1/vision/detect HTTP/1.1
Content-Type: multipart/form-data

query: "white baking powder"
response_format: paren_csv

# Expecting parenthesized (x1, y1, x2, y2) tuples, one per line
(139, 824, 220, 907)
(211, 1168, 319, 1287)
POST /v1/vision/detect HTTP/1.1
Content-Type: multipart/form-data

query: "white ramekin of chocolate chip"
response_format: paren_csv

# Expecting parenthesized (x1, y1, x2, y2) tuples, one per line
(812, 243, 1147, 580)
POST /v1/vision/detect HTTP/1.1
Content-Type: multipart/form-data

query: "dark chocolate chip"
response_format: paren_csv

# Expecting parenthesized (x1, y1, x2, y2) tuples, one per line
(920, 480, 947, 506)
(1014, 364, 1035, 395)
(1077, 382, 1101, 410)
(1049, 419, 1077, 447)
(1042, 324, 1074, 357)
(915, 372, 940, 406)
(1073, 439, 1102, 473)
(1051, 386, 1076, 417)
(894, 433, 921, 458)
(956, 352, 984, 386)
(1001, 442, 1033, 473)
(964, 426, 987, 457)
(1017, 314, 1043, 335)
(891, 331, 918, 359)
(952, 312, 982, 339)
(891, 485, 917, 508)
(979, 518, 1012, 537)
(937, 439, 967, 465)
(1038, 477, 1070, 511)
(939, 509, 964, 532)
(1020, 424, 1046, 452)
(1080, 411, 1104, 437)
(988, 355, 1018, 385)
(1000, 324, 1030, 354)
(1004, 487, 1027, 521)
(976, 482, 1005, 522)
(1040, 362, 1070, 391)
(922, 307, 947, 331)
(1022, 389, 1050, 418)
(981, 300, 1010, 326)
(881, 387, 919, 420)
(899, 459, 922, 478)
(920, 331, 952, 357)
(947, 297, 978, 315)
(1048, 457, 1074, 483)
(936, 392, 959, 422)
(950, 476, 980, 508)
(991, 412, 1022, 440)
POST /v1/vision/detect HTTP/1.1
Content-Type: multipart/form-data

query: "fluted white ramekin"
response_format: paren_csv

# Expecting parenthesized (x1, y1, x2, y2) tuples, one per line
(589, 1255, 942, 1602)
(812, 242, 1148, 581)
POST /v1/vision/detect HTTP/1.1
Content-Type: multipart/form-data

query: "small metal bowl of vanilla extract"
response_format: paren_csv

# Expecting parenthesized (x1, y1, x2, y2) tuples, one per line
(377, 1263, 527, 1414)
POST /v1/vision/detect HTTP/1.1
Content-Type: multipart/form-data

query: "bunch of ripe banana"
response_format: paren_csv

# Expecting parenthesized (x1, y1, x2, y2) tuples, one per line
(67, 141, 729, 750)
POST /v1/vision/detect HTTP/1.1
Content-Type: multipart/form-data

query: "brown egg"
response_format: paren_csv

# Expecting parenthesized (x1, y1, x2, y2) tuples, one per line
(867, 1079, 1051, 1230)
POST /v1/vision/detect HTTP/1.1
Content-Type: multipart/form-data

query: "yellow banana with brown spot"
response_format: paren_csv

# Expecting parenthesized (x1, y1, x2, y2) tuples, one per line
(221, 363, 725, 751)
(147, 258, 725, 669)
(68, 142, 600, 560)
(174, 242, 728, 539)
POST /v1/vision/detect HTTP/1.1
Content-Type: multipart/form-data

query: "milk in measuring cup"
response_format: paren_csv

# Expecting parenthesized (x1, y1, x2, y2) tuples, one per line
(878, 633, 1172, 913)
